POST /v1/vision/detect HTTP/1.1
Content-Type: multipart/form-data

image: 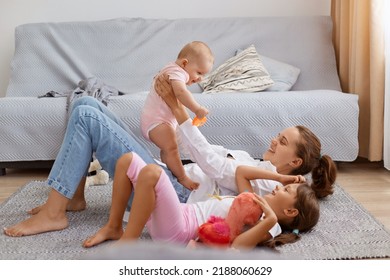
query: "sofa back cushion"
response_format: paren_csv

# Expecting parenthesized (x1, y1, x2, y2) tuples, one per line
(6, 16, 341, 97)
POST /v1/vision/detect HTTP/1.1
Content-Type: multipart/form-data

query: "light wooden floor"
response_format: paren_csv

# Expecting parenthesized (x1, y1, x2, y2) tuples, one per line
(1, 158, 390, 231)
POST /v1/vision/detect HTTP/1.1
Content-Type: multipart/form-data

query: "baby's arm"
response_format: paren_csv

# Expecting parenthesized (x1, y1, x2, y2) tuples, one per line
(171, 80, 208, 118)
(235, 165, 305, 193)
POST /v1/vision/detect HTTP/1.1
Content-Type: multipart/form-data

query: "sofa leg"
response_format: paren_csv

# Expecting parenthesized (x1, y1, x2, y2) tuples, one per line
(0, 168, 5, 176)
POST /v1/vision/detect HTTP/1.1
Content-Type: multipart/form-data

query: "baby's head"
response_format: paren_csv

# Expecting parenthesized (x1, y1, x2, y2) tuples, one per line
(177, 41, 214, 85)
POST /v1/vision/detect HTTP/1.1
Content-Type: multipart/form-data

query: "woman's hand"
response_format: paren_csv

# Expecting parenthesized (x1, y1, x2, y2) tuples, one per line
(154, 73, 190, 124)
(154, 73, 176, 106)
(279, 174, 306, 186)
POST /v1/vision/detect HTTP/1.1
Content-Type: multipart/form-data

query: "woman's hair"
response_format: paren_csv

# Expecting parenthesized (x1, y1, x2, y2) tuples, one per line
(291, 125, 337, 198)
(264, 183, 320, 248)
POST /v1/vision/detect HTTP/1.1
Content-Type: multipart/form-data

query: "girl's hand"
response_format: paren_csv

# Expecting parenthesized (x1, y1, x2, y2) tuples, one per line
(252, 193, 277, 223)
(279, 174, 306, 186)
(231, 193, 277, 249)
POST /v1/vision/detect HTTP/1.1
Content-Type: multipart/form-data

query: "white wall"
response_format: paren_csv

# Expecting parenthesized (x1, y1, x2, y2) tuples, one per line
(0, 0, 330, 97)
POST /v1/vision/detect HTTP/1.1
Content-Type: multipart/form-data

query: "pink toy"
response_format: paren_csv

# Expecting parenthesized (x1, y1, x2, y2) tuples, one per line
(197, 192, 263, 247)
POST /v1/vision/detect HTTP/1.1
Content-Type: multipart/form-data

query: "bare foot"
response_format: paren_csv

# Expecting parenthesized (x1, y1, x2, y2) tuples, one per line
(28, 199, 86, 215)
(83, 225, 124, 248)
(179, 176, 199, 191)
(28, 205, 44, 215)
(4, 208, 68, 237)
(66, 198, 86, 212)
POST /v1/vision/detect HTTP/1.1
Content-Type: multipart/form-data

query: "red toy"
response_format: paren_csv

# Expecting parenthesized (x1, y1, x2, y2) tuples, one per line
(197, 192, 263, 247)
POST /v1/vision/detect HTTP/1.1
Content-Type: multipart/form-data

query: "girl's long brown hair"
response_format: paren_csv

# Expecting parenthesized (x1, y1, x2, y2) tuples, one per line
(264, 183, 319, 248)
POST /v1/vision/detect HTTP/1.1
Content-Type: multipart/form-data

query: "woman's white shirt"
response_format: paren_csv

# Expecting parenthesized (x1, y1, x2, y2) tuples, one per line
(177, 118, 280, 203)
(177, 119, 282, 238)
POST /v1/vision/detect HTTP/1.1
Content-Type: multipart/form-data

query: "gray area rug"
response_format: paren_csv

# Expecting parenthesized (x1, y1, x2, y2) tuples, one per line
(1, 180, 390, 260)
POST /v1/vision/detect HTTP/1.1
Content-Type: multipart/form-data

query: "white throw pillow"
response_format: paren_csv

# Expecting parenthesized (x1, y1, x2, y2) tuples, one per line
(258, 56, 300, 91)
(199, 45, 274, 93)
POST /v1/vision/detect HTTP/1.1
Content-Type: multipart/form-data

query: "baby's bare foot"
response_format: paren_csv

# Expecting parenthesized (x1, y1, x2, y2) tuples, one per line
(179, 176, 199, 191)
(83, 225, 123, 248)
(4, 208, 68, 237)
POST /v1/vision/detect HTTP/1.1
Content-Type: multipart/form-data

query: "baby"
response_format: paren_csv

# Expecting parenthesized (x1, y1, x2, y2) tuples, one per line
(141, 41, 214, 190)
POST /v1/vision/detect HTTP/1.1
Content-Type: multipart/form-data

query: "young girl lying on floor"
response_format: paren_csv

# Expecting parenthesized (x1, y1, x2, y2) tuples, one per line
(83, 151, 321, 249)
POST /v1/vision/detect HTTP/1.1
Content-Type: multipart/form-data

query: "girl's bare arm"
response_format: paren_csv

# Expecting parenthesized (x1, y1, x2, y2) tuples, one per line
(231, 195, 277, 249)
(235, 165, 305, 193)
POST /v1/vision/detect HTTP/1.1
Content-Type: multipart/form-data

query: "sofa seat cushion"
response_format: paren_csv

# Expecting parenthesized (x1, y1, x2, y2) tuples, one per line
(107, 90, 359, 162)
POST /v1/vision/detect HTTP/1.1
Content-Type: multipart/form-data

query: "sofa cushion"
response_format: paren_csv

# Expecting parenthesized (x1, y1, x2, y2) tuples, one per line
(261, 55, 301, 91)
(199, 45, 274, 93)
(235, 47, 301, 91)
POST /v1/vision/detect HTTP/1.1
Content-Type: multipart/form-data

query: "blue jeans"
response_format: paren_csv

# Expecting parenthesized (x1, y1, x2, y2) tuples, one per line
(47, 96, 190, 204)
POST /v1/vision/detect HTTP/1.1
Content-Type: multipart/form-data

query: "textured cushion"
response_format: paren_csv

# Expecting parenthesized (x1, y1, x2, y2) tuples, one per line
(235, 48, 301, 91)
(199, 45, 274, 93)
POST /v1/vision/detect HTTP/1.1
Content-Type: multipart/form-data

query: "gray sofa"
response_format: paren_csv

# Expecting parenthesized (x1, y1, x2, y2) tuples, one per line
(0, 16, 359, 175)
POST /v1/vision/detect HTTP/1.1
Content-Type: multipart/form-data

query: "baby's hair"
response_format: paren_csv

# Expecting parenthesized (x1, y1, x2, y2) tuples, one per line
(264, 183, 320, 248)
(292, 125, 337, 198)
(177, 41, 214, 61)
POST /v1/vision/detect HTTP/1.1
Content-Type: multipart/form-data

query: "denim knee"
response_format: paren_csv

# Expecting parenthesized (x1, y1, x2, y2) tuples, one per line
(72, 96, 97, 108)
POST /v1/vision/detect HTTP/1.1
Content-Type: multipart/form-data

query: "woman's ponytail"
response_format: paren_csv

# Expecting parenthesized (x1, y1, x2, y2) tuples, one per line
(310, 154, 337, 198)
(293, 126, 337, 199)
